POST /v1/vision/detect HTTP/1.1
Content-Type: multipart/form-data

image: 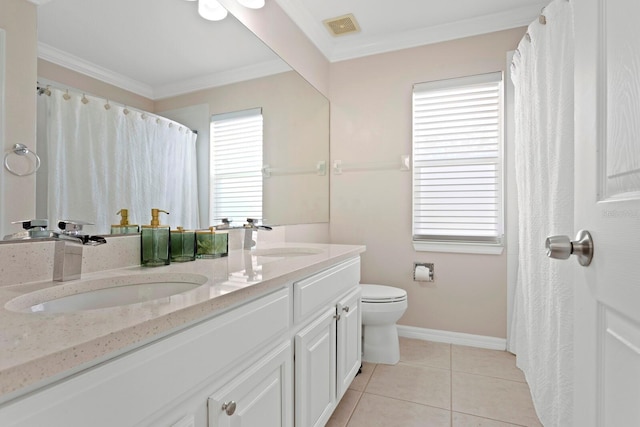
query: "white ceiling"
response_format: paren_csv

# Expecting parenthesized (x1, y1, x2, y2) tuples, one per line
(36, 0, 546, 99)
(275, 0, 548, 61)
(37, 0, 290, 100)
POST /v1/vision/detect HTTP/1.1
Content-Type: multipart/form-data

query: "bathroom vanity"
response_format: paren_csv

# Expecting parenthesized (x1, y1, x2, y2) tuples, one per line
(0, 241, 364, 427)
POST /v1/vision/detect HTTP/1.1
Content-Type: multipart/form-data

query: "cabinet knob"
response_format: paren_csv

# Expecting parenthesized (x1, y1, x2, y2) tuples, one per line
(333, 313, 341, 320)
(222, 401, 236, 416)
(342, 306, 350, 313)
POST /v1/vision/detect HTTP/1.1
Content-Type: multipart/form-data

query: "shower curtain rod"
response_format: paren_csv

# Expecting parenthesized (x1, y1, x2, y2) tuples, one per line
(35, 81, 197, 135)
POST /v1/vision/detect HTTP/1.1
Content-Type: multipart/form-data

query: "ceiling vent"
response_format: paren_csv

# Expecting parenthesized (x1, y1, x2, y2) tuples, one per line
(323, 13, 361, 37)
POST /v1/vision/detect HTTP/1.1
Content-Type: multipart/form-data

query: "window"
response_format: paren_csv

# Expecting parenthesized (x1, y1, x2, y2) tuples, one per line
(412, 72, 504, 254)
(210, 108, 263, 224)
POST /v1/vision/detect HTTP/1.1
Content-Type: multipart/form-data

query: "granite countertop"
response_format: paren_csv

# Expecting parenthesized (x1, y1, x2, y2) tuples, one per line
(0, 242, 365, 404)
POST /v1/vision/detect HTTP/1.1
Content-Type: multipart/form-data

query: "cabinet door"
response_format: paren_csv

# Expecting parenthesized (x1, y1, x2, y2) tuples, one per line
(336, 287, 361, 400)
(208, 342, 293, 427)
(295, 307, 337, 427)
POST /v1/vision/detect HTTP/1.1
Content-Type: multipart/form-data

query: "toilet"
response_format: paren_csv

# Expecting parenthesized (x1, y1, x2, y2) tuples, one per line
(360, 284, 408, 365)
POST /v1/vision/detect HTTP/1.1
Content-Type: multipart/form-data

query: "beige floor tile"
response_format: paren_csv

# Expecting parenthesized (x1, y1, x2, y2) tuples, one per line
(452, 345, 526, 382)
(366, 363, 451, 410)
(326, 389, 363, 427)
(452, 372, 542, 427)
(399, 337, 451, 369)
(349, 362, 376, 392)
(347, 393, 451, 427)
(453, 412, 523, 426)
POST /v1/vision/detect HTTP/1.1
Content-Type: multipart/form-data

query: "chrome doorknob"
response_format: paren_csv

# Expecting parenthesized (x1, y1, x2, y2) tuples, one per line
(545, 230, 594, 266)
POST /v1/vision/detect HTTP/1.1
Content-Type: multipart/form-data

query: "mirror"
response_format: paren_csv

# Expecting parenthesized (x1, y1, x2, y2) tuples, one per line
(34, 0, 329, 234)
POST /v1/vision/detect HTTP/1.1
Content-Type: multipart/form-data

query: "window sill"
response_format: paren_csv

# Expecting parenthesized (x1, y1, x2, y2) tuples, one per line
(413, 241, 504, 255)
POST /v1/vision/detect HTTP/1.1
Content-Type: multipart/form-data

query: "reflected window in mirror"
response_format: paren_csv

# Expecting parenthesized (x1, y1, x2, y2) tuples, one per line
(210, 108, 263, 225)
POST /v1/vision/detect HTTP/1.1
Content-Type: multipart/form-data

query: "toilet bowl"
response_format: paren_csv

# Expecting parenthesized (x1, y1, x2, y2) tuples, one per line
(360, 284, 408, 365)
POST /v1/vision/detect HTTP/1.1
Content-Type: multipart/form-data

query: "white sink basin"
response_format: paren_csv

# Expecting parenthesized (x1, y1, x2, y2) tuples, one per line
(252, 247, 324, 257)
(6, 273, 208, 314)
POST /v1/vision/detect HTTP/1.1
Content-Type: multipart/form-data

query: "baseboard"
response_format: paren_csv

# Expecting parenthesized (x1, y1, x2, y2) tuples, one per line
(397, 325, 507, 351)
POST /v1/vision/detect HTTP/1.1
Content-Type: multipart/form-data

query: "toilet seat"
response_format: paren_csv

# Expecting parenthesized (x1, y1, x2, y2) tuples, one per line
(360, 284, 407, 303)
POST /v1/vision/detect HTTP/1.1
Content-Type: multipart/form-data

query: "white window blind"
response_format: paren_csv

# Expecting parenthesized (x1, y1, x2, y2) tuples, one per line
(412, 72, 504, 246)
(210, 108, 263, 224)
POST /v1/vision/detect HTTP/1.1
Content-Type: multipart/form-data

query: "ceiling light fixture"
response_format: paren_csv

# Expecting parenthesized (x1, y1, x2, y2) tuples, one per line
(237, 0, 265, 9)
(198, 0, 228, 21)
(185, 0, 265, 22)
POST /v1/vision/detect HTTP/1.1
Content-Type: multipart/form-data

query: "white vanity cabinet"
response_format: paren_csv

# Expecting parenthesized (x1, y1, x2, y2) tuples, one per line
(0, 255, 362, 427)
(0, 288, 291, 427)
(293, 257, 362, 427)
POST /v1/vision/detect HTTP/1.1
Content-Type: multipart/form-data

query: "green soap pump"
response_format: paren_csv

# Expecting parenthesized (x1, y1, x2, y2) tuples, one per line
(141, 208, 170, 267)
(111, 209, 139, 234)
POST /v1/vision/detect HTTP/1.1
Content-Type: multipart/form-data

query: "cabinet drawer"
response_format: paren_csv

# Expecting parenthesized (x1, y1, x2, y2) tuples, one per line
(293, 257, 360, 323)
(0, 287, 290, 427)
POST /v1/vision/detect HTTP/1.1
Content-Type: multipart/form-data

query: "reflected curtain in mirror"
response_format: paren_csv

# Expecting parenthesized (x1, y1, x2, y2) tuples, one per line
(38, 87, 199, 234)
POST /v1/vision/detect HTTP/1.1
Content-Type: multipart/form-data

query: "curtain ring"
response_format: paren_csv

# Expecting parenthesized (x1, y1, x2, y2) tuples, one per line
(4, 144, 41, 176)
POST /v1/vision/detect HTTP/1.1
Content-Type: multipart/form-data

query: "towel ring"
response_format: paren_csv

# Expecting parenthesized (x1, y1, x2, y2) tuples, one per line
(4, 144, 41, 176)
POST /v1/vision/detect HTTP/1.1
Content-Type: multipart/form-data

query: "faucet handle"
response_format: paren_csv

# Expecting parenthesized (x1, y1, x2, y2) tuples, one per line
(13, 219, 48, 230)
(245, 218, 272, 230)
(58, 220, 93, 235)
(215, 218, 232, 229)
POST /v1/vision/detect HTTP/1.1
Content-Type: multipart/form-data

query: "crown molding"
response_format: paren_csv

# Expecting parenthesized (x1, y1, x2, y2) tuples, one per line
(153, 59, 291, 100)
(27, 0, 54, 5)
(39, 43, 292, 101)
(274, 0, 546, 63)
(38, 42, 155, 99)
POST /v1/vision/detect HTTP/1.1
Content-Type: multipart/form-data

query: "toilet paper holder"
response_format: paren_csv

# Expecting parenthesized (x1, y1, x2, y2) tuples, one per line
(413, 262, 434, 282)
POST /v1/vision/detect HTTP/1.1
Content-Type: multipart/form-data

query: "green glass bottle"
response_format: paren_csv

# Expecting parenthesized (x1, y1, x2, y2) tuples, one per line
(196, 226, 228, 258)
(171, 227, 196, 262)
(141, 209, 170, 267)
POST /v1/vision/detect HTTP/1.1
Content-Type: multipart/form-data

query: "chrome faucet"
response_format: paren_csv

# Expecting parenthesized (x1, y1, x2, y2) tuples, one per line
(53, 220, 106, 281)
(2, 219, 106, 281)
(3, 219, 52, 240)
(53, 220, 107, 246)
(53, 240, 83, 281)
(243, 218, 272, 250)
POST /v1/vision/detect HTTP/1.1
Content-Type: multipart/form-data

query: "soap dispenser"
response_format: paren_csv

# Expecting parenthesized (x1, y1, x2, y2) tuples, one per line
(196, 226, 228, 258)
(141, 209, 170, 267)
(111, 209, 139, 234)
(170, 226, 196, 262)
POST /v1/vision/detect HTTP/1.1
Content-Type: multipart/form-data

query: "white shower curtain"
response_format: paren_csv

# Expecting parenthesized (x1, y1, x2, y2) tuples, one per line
(42, 88, 199, 233)
(510, 0, 574, 426)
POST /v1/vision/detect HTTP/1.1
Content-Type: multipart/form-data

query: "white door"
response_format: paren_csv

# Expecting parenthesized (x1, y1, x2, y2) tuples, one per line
(572, 0, 640, 425)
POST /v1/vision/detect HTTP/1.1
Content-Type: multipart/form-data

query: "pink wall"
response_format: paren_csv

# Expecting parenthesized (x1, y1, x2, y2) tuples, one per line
(0, 0, 37, 236)
(329, 27, 526, 338)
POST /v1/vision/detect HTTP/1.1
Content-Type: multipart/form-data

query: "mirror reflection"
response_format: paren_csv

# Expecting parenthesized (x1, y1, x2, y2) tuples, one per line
(34, 0, 329, 235)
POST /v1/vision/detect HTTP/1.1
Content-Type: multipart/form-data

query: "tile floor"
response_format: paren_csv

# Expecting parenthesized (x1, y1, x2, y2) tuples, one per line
(326, 337, 542, 427)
